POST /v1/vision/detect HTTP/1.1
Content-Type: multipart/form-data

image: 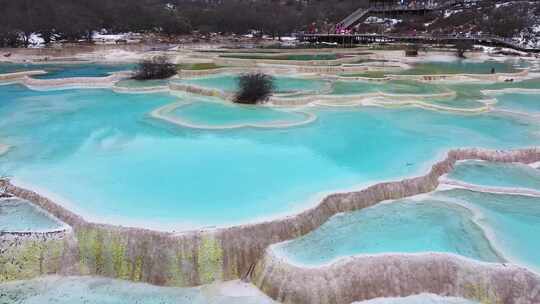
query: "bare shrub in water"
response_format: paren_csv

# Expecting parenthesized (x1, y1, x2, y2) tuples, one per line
(405, 44, 419, 57)
(454, 40, 474, 58)
(132, 56, 177, 80)
(234, 73, 275, 104)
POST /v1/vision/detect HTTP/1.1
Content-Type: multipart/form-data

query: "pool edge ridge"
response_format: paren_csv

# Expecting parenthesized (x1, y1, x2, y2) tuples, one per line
(1, 147, 540, 288)
(252, 249, 540, 304)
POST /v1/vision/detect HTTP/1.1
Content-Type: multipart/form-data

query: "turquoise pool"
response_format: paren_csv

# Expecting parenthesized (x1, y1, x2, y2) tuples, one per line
(274, 188, 540, 272)
(494, 93, 540, 114)
(0, 63, 134, 78)
(0, 276, 276, 304)
(170, 100, 310, 128)
(272, 197, 501, 266)
(0, 198, 64, 232)
(446, 160, 540, 191)
(1, 80, 540, 230)
(435, 189, 540, 273)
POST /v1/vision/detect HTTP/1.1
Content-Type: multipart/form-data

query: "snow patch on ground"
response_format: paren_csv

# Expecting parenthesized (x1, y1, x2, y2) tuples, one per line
(77, 49, 145, 63)
(365, 17, 401, 26)
(27, 34, 45, 48)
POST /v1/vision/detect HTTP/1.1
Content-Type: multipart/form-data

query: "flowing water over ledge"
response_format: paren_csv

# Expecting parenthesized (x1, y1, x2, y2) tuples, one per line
(165, 99, 314, 129)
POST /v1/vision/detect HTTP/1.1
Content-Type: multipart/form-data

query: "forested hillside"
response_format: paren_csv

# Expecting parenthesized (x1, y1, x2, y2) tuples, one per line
(0, 0, 538, 48)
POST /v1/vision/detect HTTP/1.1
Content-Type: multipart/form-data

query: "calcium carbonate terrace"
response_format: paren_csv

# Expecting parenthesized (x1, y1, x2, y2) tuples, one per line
(0, 60, 539, 231)
(1, 55, 540, 304)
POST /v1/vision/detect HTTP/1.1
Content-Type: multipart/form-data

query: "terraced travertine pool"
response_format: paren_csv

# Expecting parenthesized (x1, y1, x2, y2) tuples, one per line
(1, 62, 540, 230)
(273, 160, 540, 274)
(272, 195, 503, 266)
(1, 59, 540, 303)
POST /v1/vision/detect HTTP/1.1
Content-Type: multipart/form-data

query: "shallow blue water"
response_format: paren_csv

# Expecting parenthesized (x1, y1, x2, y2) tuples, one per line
(33, 63, 135, 79)
(435, 189, 540, 273)
(0, 62, 32, 74)
(0, 276, 276, 304)
(494, 93, 540, 114)
(0, 63, 134, 78)
(273, 198, 501, 266)
(1, 82, 540, 229)
(447, 160, 540, 191)
(0, 198, 63, 232)
(171, 101, 309, 127)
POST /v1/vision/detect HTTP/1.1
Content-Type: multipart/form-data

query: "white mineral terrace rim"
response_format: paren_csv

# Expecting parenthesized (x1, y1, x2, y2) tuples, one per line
(439, 177, 540, 197)
(19, 71, 132, 91)
(480, 88, 540, 118)
(112, 85, 170, 94)
(0, 70, 48, 81)
(0, 143, 10, 156)
(150, 101, 317, 130)
(481, 88, 540, 95)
